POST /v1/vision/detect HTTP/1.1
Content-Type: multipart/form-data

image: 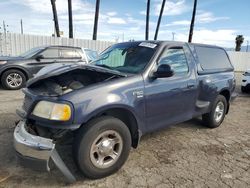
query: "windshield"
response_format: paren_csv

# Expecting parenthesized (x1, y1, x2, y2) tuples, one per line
(19, 47, 44, 58)
(85, 49, 98, 62)
(92, 42, 158, 74)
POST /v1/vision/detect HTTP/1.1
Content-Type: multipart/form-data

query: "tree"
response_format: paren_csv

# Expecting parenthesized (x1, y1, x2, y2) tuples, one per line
(68, 0, 73, 38)
(145, 0, 150, 40)
(154, 0, 166, 40)
(235, 35, 244, 51)
(92, 0, 100, 40)
(188, 0, 197, 43)
(50, 0, 60, 37)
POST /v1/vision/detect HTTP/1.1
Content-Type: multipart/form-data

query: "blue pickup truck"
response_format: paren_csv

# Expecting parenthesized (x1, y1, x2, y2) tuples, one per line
(14, 41, 236, 182)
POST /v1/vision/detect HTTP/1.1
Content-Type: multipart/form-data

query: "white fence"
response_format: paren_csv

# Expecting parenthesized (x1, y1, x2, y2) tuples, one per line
(0, 33, 114, 56)
(227, 51, 250, 72)
(1, 33, 249, 72)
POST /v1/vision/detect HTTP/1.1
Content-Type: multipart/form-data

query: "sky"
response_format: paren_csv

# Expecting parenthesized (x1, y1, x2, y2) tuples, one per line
(0, 0, 249, 48)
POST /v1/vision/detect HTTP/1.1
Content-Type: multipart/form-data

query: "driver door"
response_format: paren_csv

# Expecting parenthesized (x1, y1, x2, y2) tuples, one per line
(144, 45, 197, 133)
(29, 48, 60, 75)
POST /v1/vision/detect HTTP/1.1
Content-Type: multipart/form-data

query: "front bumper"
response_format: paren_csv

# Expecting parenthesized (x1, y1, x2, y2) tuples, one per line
(14, 121, 76, 183)
(14, 121, 55, 171)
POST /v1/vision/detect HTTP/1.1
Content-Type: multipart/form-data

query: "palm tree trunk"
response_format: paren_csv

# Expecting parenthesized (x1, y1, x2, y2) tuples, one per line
(188, 0, 197, 43)
(50, 0, 60, 37)
(93, 0, 100, 40)
(145, 0, 150, 40)
(68, 0, 73, 38)
(154, 0, 166, 40)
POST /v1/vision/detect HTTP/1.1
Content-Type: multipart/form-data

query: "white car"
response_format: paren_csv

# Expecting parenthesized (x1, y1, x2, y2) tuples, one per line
(241, 69, 250, 92)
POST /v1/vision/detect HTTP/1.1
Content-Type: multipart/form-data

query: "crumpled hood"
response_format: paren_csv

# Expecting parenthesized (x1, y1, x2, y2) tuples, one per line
(26, 63, 127, 87)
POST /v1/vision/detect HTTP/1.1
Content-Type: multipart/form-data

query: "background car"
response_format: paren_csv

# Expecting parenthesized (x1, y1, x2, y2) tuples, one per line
(82, 48, 98, 63)
(241, 69, 250, 92)
(0, 46, 98, 90)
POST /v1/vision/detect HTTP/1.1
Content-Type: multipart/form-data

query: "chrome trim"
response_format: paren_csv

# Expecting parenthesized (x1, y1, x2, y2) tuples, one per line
(14, 121, 76, 183)
(14, 121, 55, 170)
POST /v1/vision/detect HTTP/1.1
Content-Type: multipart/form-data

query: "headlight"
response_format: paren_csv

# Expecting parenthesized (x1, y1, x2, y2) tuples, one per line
(0, 61, 7, 65)
(32, 101, 71, 121)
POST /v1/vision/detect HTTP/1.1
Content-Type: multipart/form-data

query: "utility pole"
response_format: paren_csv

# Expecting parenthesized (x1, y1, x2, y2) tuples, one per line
(145, 0, 150, 40)
(2, 21, 8, 56)
(188, 0, 197, 43)
(2, 21, 7, 43)
(92, 0, 100, 40)
(68, 0, 73, 38)
(246, 40, 249, 52)
(20, 19, 23, 34)
(50, 0, 60, 37)
(3, 21, 6, 35)
(154, 0, 166, 40)
(172, 32, 175, 41)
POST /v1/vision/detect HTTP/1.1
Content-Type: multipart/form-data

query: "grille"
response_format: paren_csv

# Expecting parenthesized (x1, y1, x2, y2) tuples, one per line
(22, 95, 33, 112)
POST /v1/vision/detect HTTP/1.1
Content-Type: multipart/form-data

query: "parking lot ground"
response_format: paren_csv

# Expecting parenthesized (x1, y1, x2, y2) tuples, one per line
(0, 73, 249, 188)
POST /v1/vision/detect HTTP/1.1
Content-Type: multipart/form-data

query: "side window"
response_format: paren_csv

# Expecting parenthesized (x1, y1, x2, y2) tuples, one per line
(158, 48, 189, 75)
(40, 49, 59, 58)
(75, 49, 83, 58)
(195, 46, 233, 70)
(60, 49, 75, 58)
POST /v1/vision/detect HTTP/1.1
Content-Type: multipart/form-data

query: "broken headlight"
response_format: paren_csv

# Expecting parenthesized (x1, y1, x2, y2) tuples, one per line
(32, 101, 71, 121)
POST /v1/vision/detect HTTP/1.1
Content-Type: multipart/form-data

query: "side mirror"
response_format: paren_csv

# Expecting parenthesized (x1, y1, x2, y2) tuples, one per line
(152, 64, 174, 78)
(36, 54, 44, 61)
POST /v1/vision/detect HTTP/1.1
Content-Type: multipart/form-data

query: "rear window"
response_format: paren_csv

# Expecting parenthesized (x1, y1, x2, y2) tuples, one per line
(195, 46, 232, 70)
(60, 49, 82, 59)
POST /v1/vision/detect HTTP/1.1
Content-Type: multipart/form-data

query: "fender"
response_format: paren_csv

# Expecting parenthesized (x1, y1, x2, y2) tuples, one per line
(77, 103, 145, 133)
(0, 65, 32, 79)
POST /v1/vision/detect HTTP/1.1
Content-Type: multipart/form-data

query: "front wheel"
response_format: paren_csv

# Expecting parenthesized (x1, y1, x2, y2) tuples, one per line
(1, 69, 26, 90)
(202, 95, 227, 128)
(73, 116, 131, 179)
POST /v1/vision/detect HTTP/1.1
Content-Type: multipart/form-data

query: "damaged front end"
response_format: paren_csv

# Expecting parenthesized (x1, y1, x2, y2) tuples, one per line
(26, 63, 125, 96)
(14, 121, 76, 183)
(14, 63, 126, 183)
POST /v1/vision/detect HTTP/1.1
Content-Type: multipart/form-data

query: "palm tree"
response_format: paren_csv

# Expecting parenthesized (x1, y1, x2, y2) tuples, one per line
(92, 0, 100, 40)
(145, 0, 150, 40)
(68, 0, 73, 38)
(188, 0, 197, 43)
(154, 0, 166, 40)
(235, 35, 244, 51)
(50, 0, 60, 37)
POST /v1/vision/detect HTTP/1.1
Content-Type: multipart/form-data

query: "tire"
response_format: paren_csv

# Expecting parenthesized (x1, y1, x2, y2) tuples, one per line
(73, 116, 132, 179)
(202, 95, 227, 128)
(241, 86, 247, 93)
(1, 69, 26, 90)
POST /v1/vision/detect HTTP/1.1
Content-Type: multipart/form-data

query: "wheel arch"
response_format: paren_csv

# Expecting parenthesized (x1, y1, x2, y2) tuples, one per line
(0, 67, 31, 81)
(219, 89, 230, 114)
(82, 106, 141, 148)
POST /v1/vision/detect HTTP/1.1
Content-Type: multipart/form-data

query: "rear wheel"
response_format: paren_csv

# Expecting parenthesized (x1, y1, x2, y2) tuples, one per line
(1, 69, 26, 90)
(202, 95, 227, 128)
(73, 116, 131, 179)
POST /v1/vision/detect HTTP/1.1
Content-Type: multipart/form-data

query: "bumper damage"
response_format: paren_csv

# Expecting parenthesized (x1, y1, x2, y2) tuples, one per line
(14, 121, 76, 183)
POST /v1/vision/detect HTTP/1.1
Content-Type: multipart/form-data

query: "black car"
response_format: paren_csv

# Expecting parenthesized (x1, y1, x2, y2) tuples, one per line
(0, 46, 85, 90)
